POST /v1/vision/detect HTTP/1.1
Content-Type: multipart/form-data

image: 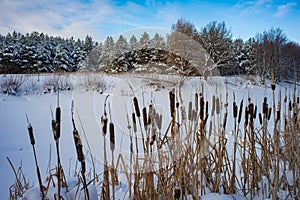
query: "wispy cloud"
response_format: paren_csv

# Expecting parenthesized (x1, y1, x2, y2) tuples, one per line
(275, 2, 296, 17)
(234, 0, 273, 14)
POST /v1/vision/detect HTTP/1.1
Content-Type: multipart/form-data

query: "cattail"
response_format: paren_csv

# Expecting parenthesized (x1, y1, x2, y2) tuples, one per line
(195, 93, 199, 111)
(216, 97, 220, 115)
(73, 129, 84, 162)
(188, 101, 192, 121)
(212, 95, 215, 115)
(142, 107, 147, 128)
(180, 105, 187, 123)
(233, 101, 237, 118)
(271, 84, 275, 91)
(200, 96, 204, 120)
(259, 113, 263, 125)
(248, 103, 254, 123)
(109, 122, 115, 151)
(223, 112, 228, 130)
(288, 100, 292, 111)
(238, 100, 243, 124)
(27, 123, 35, 145)
(101, 114, 108, 135)
(148, 103, 153, 125)
(263, 97, 268, 115)
(284, 96, 287, 103)
(253, 105, 257, 119)
(174, 187, 181, 199)
(297, 97, 299, 104)
(133, 97, 140, 118)
(132, 113, 137, 133)
(245, 107, 249, 126)
(169, 91, 175, 118)
(55, 107, 61, 140)
(205, 101, 209, 116)
(276, 110, 280, 122)
(267, 107, 272, 121)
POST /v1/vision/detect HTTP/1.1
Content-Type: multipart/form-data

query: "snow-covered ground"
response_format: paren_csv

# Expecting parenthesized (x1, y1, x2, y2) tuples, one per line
(0, 74, 298, 199)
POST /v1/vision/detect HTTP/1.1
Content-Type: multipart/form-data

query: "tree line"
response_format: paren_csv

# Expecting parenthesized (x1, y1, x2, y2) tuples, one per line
(1, 19, 299, 82)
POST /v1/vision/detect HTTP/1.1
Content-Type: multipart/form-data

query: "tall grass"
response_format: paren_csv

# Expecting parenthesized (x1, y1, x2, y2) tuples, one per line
(8, 74, 300, 200)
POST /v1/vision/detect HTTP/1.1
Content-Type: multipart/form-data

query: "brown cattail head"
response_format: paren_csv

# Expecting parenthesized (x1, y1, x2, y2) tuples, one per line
(200, 96, 204, 120)
(73, 129, 84, 162)
(51, 119, 56, 140)
(271, 84, 276, 91)
(174, 188, 181, 199)
(267, 107, 272, 120)
(195, 93, 199, 111)
(276, 110, 280, 122)
(297, 97, 299, 104)
(216, 97, 220, 115)
(253, 105, 257, 119)
(205, 101, 209, 116)
(238, 100, 243, 124)
(101, 114, 108, 136)
(109, 122, 115, 151)
(288, 100, 292, 111)
(133, 97, 140, 118)
(148, 103, 153, 125)
(169, 91, 175, 118)
(142, 107, 148, 128)
(211, 95, 215, 116)
(233, 101, 237, 118)
(259, 113, 263, 125)
(223, 112, 228, 130)
(188, 101, 192, 121)
(132, 112, 137, 133)
(263, 98, 268, 115)
(27, 123, 35, 145)
(245, 107, 249, 126)
(55, 107, 61, 140)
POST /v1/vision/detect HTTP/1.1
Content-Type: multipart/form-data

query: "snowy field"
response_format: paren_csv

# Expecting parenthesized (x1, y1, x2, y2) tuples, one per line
(0, 73, 298, 199)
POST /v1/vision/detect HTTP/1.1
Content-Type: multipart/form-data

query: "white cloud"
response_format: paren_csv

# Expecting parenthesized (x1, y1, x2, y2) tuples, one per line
(234, 0, 273, 14)
(275, 2, 296, 17)
(0, 0, 114, 40)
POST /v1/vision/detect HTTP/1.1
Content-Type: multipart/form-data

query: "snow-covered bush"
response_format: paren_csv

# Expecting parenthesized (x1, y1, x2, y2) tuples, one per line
(0, 75, 27, 95)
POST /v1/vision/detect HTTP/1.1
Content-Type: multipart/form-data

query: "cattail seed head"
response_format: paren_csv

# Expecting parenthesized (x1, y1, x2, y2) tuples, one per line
(195, 93, 199, 111)
(169, 91, 175, 118)
(109, 122, 115, 151)
(271, 84, 276, 91)
(205, 101, 209, 116)
(55, 107, 61, 140)
(223, 112, 228, 130)
(288, 100, 292, 111)
(267, 108, 272, 120)
(200, 96, 204, 120)
(253, 105, 257, 119)
(259, 113, 263, 125)
(27, 123, 35, 145)
(132, 112, 137, 133)
(238, 100, 243, 124)
(211, 95, 215, 115)
(142, 107, 148, 128)
(188, 101, 192, 121)
(133, 97, 140, 118)
(233, 102, 237, 118)
(101, 114, 108, 136)
(297, 97, 299, 104)
(216, 97, 220, 115)
(245, 107, 249, 126)
(276, 110, 280, 122)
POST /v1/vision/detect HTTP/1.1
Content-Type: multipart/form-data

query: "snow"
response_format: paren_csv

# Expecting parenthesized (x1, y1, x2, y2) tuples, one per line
(0, 74, 298, 199)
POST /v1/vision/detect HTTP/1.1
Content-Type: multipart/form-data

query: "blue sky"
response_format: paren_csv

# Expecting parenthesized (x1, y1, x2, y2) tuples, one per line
(0, 0, 299, 43)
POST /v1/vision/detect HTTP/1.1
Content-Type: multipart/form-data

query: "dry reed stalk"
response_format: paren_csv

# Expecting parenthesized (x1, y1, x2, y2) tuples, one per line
(71, 102, 90, 200)
(26, 115, 45, 199)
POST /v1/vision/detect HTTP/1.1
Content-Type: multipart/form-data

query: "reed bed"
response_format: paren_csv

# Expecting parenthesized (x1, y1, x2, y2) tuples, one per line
(8, 74, 300, 200)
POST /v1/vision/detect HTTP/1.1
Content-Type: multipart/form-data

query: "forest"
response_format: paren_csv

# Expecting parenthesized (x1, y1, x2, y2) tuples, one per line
(1, 19, 300, 82)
